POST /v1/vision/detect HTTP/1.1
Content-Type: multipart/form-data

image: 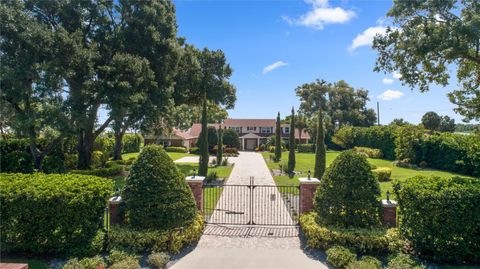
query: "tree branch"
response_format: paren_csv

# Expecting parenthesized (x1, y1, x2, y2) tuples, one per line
(94, 115, 113, 138)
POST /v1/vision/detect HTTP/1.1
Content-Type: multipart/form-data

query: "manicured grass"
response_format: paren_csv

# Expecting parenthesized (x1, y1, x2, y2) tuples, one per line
(203, 186, 223, 216)
(261, 151, 470, 199)
(175, 163, 233, 179)
(1, 258, 48, 269)
(121, 151, 194, 161)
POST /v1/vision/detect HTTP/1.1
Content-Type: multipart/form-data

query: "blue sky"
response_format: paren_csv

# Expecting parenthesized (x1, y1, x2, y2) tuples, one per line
(174, 0, 471, 124)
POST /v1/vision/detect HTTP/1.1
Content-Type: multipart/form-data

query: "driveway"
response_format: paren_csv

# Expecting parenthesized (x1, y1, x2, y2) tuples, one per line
(169, 152, 328, 269)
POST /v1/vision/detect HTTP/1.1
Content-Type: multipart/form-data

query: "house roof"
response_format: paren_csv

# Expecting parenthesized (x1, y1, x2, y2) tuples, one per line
(224, 118, 276, 127)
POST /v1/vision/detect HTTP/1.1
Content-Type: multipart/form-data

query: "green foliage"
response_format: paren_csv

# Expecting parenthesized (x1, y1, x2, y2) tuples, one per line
(315, 151, 381, 228)
(217, 126, 223, 165)
(393, 176, 480, 263)
(147, 252, 170, 269)
(394, 126, 425, 163)
(0, 173, 113, 256)
(421, 112, 441, 132)
(62, 256, 106, 269)
(165, 146, 188, 153)
(70, 164, 124, 178)
(300, 213, 403, 255)
(65, 154, 79, 170)
(222, 128, 241, 148)
(386, 253, 425, 269)
(354, 147, 383, 159)
(346, 256, 382, 269)
(122, 134, 142, 153)
(288, 108, 296, 173)
(206, 171, 218, 183)
(106, 214, 204, 254)
(42, 154, 66, 174)
(314, 110, 326, 179)
(0, 138, 30, 155)
(0, 151, 34, 173)
(332, 126, 355, 149)
(109, 256, 140, 269)
(372, 167, 392, 182)
(94, 136, 115, 159)
(189, 147, 200, 154)
(298, 144, 314, 153)
(91, 150, 106, 168)
(326, 246, 356, 268)
(198, 98, 209, 176)
(207, 126, 218, 148)
(123, 145, 197, 230)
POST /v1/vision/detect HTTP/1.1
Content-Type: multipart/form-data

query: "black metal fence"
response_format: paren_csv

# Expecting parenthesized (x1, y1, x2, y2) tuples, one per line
(203, 180, 300, 226)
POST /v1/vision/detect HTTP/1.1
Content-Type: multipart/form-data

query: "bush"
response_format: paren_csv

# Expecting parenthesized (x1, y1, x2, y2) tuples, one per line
(91, 150, 105, 168)
(386, 253, 425, 269)
(394, 176, 480, 263)
(298, 143, 315, 153)
(346, 256, 382, 269)
(0, 151, 34, 173)
(94, 135, 114, 158)
(222, 129, 241, 148)
(108, 249, 137, 265)
(189, 147, 200, 154)
(122, 134, 142, 153)
(105, 214, 204, 254)
(147, 252, 170, 269)
(394, 125, 425, 163)
(42, 154, 66, 174)
(62, 256, 106, 269)
(206, 171, 218, 183)
(123, 145, 197, 230)
(165, 146, 187, 153)
(224, 147, 239, 155)
(109, 256, 139, 269)
(300, 213, 404, 255)
(65, 153, 78, 170)
(70, 164, 124, 178)
(354, 147, 383, 158)
(0, 138, 30, 155)
(326, 246, 356, 268)
(372, 167, 392, 182)
(332, 126, 355, 149)
(0, 173, 113, 256)
(314, 151, 381, 228)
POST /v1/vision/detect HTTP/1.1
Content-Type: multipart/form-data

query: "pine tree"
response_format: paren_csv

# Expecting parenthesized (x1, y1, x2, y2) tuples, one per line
(217, 125, 223, 165)
(274, 112, 282, 162)
(314, 108, 326, 179)
(288, 107, 296, 173)
(198, 96, 209, 176)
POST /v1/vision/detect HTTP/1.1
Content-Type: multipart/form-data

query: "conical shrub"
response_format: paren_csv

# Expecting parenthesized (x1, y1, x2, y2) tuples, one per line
(123, 145, 197, 230)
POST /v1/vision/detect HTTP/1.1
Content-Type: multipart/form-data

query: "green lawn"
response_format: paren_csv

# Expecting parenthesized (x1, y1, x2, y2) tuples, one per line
(261, 151, 470, 199)
(121, 151, 194, 161)
(1, 258, 48, 269)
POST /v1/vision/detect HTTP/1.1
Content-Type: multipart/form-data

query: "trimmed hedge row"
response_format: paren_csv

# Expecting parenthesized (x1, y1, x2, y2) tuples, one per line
(394, 176, 480, 263)
(165, 146, 188, 153)
(0, 173, 113, 256)
(70, 164, 124, 178)
(300, 212, 403, 255)
(298, 144, 315, 153)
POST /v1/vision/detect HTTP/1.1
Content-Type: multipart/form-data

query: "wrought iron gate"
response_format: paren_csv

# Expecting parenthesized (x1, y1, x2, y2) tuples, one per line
(203, 177, 300, 226)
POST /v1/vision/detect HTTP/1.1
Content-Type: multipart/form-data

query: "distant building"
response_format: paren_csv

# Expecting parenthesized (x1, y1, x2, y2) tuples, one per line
(144, 118, 310, 151)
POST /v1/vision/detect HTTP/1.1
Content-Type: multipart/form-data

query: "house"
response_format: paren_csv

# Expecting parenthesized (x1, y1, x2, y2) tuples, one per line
(144, 118, 310, 151)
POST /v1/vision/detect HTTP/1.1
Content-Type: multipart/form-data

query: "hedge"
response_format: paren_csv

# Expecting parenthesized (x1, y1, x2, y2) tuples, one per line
(372, 167, 392, 182)
(298, 144, 315, 153)
(0, 173, 113, 256)
(122, 134, 142, 153)
(300, 212, 403, 255)
(165, 146, 188, 153)
(394, 176, 480, 263)
(70, 164, 124, 178)
(105, 214, 204, 254)
(353, 146, 382, 158)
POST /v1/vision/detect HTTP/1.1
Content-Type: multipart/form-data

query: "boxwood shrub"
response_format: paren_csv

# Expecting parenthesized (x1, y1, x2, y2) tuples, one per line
(394, 176, 480, 264)
(165, 146, 188, 153)
(372, 167, 392, 182)
(326, 245, 356, 268)
(122, 133, 142, 153)
(70, 164, 124, 178)
(0, 173, 113, 256)
(353, 146, 383, 159)
(298, 144, 315, 153)
(300, 212, 404, 255)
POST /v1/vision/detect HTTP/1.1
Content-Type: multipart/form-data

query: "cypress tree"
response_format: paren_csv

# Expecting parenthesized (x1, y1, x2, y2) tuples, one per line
(198, 96, 209, 176)
(288, 107, 296, 173)
(217, 125, 223, 165)
(314, 109, 326, 179)
(274, 112, 282, 162)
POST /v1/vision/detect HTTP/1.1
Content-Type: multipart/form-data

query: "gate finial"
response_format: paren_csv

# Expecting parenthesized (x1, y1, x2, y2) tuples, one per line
(308, 170, 311, 180)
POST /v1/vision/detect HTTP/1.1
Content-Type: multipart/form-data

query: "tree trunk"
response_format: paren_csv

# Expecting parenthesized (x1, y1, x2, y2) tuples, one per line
(198, 96, 209, 176)
(28, 125, 42, 170)
(113, 127, 126, 161)
(77, 130, 94, 169)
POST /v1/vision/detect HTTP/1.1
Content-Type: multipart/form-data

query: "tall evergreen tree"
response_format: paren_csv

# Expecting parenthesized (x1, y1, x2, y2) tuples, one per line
(275, 112, 282, 161)
(198, 97, 209, 176)
(288, 107, 296, 173)
(217, 125, 223, 165)
(314, 108, 326, 179)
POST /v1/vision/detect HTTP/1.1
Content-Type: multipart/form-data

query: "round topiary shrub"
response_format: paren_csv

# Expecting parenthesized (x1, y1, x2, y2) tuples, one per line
(314, 150, 381, 228)
(123, 145, 197, 230)
(326, 245, 356, 268)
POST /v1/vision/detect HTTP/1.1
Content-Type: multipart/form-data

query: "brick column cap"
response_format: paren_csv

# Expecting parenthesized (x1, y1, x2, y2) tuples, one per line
(185, 176, 205, 183)
(109, 196, 122, 204)
(299, 177, 320, 184)
(381, 199, 398, 208)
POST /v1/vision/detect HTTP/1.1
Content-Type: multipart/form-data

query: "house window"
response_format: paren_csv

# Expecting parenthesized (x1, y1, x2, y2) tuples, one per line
(230, 126, 242, 133)
(247, 126, 256, 131)
(260, 127, 273, 133)
(284, 127, 290, 134)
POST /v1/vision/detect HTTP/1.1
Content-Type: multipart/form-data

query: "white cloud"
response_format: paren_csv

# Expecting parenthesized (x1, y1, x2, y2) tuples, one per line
(382, 78, 394, 84)
(392, 71, 402, 79)
(349, 26, 387, 51)
(378, 90, 404, 101)
(282, 0, 355, 30)
(262, 61, 288, 74)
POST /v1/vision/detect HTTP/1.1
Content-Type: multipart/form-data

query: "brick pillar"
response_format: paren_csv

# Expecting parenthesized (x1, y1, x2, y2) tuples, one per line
(381, 199, 398, 227)
(299, 177, 320, 214)
(186, 176, 205, 211)
(108, 196, 123, 225)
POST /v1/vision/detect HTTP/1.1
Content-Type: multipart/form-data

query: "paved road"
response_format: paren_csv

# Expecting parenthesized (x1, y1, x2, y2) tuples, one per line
(169, 152, 327, 269)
